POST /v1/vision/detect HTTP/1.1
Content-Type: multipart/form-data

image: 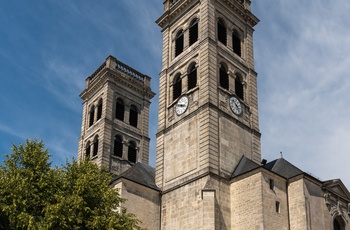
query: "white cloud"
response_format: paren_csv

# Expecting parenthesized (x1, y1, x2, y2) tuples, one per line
(254, 0, 350, 188)
(2, 0, 349, 189)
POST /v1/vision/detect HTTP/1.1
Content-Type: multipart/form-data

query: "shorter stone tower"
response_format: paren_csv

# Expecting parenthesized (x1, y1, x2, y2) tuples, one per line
(78, 55, 155, 175)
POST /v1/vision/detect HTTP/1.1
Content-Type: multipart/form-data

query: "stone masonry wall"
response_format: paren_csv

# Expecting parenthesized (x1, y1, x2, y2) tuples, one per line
(288, 178, 308, 230)
(261, 172, 289, 230)
(161, 177, 207, 229)
(231, 172, 264, 230)
(114, 180, 160, 230)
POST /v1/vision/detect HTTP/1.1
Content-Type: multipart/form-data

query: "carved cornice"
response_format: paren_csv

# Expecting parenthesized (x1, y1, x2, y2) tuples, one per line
(157, 0, 198, 28)
(80, 56, 155, 101)
(221, 0, 259, 27)
(157, 0, 259, 28)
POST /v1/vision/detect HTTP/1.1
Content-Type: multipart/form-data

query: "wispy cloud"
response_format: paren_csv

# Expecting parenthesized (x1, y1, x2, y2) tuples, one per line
(254, 0, 350, 187)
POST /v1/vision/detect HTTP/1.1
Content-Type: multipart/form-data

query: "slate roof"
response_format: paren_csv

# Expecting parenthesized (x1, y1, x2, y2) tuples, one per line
(111, 162, 160, 191)
(263, 158, 303, 179)
(231, 155, 260, 178)
(231, 156, 304, 180)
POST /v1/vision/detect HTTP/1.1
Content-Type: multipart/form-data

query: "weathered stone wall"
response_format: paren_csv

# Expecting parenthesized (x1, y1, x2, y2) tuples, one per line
(161, 175, 232, 230)
(261, 172, 289, 230)
(288, 178, 308, 230)
(231, 172, 264, 230)
(161, 177, 207, 229)
(114, 180, 160, 230)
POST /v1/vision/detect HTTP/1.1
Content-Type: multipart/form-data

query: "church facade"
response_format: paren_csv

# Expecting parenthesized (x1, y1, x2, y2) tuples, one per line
(78, 0, 350, 229)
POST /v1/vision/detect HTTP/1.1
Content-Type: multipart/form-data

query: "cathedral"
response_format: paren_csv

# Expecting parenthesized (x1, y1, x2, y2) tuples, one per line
(77, 0, 350, 229)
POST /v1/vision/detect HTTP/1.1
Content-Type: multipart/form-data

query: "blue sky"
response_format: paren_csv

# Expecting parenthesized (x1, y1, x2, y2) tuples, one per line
(1, 1, 350, 189)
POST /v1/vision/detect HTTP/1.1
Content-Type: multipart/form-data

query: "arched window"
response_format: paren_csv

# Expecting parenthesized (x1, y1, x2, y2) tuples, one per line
(189, 18, 198, 46)
(97, 99, 103, 120)
(217, 19, 227, 45)
(333, 216, 345, 230)
(89, 105, 95, 127)
(85, 141, 91, 159)
(114, 136, 123, 157)
(115, 98, 125, 121)
(235, 76, 244, 100)
(219, 65, 229, 90)
(175, 30, 184, 57)
(188, 64, 197, 90)
(334, 220, 341, 230)
(93, 136, 99, 157)
(128, 142, 137, 163)
(173, 74, 182, 101)
(232, 30, 241, 56)
(129, 105, 138, 128)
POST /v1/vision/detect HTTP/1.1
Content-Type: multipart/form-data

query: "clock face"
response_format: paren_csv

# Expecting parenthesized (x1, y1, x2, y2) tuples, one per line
(175, 95, 189, 115)
(229, 96, 242, 115)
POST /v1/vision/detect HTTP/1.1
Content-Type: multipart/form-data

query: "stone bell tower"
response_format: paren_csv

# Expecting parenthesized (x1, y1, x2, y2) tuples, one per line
(78, 55, 155, 175)
(155, 0, 260, 228)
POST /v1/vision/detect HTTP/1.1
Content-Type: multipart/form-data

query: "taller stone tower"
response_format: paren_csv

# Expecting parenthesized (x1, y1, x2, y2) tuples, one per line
(78, 55, 155, 175)
(155, 0, 260, 228)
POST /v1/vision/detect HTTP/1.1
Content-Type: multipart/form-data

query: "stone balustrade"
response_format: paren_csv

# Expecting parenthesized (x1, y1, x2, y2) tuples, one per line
(87, 55, 151, 88)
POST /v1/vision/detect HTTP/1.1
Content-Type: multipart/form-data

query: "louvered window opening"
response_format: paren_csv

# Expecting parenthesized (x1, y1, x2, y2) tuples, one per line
(93, 138, 99, 157)
(235, 78, 244, 100)
(218, 20, 227, 45)
(97, 100, 102, 120)
(334, 219, 341, 230)
(128, 142, 137, 163)
(129, 106, 138, 127)
(115, 99, 125, 121)
(85, 142, 91, 159)
(175, 31, 184, 57)
(232, 32, 241, 56)
(114, 136, 123, 157)
(188, 65, 197, 90)
(89, 106, 95, 127)
(173, 76, 182, 101)
(220, 66, 229, 90)
(189, 20, 198, 46)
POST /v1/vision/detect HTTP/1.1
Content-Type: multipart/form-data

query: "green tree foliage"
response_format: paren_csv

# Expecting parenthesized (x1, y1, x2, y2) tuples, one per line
(0, 139, 143, 230)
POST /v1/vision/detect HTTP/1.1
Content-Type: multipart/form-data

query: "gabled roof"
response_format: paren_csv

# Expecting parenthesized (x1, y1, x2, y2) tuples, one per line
(323, 179, 350, 201)
(111, 162, 160, 191)
(263, 158, 303, 179)
(231, 155, 260, 178)
(231, 156, 307, 181)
